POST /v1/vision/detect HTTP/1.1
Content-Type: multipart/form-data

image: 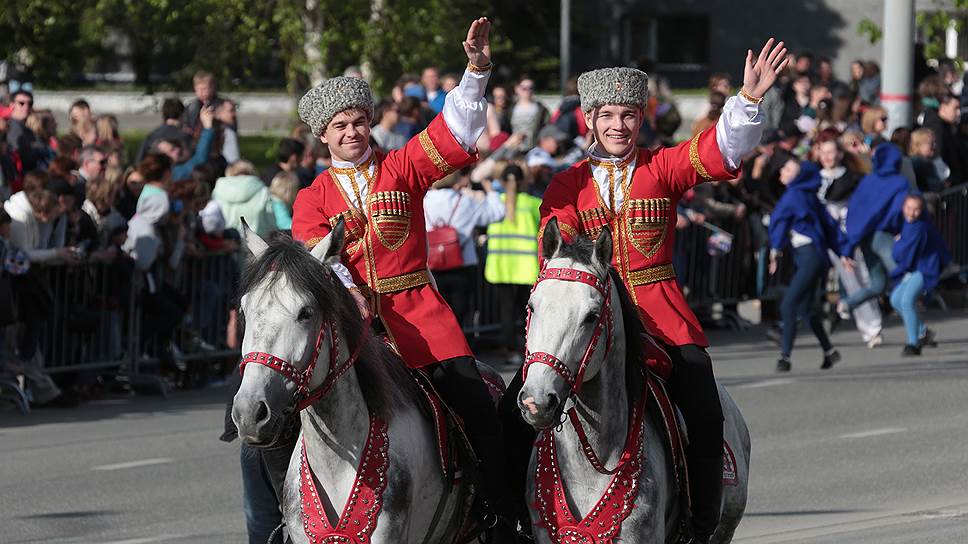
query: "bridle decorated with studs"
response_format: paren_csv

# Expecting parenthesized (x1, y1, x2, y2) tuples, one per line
(524, 265, 649, 476)
(239, 312, 372, 412)
(524, 266, 615, 395)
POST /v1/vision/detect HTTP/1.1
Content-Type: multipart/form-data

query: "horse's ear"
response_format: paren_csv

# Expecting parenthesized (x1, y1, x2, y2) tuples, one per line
(541, 217, 562, 260)
(241, 217, 268, 259)
(594, 225, 613, 266)
(310, 219, 346, 265)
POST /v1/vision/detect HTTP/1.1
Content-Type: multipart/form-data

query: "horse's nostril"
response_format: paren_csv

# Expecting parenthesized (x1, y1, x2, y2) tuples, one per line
(255, 401, 270, 423)
(547, 393, 559, 410)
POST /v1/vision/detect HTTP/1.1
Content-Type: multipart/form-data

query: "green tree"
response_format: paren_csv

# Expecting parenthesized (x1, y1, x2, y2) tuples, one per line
(0, 1, 99, 86)
(2, 0, 581, 94)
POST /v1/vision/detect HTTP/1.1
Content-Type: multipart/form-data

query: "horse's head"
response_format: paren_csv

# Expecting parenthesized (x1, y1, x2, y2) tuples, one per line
(232, 220, 349, 445)
(519, 218, 617, 430)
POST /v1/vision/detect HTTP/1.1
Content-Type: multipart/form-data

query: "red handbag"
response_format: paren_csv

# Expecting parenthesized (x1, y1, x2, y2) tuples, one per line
(427, 195, 464, 271)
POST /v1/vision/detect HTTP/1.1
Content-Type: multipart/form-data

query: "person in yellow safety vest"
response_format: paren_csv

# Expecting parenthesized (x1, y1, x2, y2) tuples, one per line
(485, 163, 541, 366)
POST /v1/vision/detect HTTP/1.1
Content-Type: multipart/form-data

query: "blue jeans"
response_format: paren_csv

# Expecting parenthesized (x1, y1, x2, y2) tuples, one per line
(240, 444, 283, 544)
(781, 244, 834, 358)
(890, 271, 926, 346)
(843, 231, 898, 310)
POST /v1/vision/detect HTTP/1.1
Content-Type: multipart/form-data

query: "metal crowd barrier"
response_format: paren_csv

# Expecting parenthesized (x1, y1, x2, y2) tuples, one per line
(34, 253, 239, 386)
(166, 253, 239, 362)
(934, 183, 968, 273)
(37, 261, 135, 374)
(32, 182, 968, 379)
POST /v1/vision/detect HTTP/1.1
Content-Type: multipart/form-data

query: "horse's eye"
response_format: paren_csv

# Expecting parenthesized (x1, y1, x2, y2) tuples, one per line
(583, 311, 599, 325)
(527, 302, 535, 313)
(297, 307, 314, 322)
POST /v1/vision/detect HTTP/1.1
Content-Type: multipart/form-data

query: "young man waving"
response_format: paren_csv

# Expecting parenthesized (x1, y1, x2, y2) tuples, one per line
(536, 40, 788, 543)
(292, 17, 521, 539)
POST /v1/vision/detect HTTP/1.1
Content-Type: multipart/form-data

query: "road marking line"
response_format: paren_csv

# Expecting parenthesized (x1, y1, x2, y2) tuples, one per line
(99, 536, 184, 544)
(736, 379, 794, 389)
(91, 458, 173, 471)
(839, 427, 906, 439)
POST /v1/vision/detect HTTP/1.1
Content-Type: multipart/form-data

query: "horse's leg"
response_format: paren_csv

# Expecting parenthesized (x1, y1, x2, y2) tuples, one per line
(712, 383, 750, 544)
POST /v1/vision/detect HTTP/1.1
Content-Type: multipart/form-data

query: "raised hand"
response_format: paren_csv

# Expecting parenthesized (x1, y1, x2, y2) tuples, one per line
(463, 17, 491, 67)
(743, 38, 789, 99)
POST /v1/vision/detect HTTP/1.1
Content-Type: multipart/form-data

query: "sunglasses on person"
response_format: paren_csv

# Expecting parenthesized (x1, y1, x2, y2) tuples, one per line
(15, 99, 33, 107)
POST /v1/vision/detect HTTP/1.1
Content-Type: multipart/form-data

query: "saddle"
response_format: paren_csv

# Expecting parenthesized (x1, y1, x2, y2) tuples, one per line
(639, 333, 741, 510)
(409, 365, 506, 544)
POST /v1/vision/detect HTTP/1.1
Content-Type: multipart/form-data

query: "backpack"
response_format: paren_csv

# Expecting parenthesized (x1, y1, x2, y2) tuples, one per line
(427, 194, 464, 271)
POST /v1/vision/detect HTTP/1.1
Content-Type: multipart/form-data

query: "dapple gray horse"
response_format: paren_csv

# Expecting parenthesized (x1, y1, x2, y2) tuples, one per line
(518, 220, 751, 543)
(232, 223, 473, 543)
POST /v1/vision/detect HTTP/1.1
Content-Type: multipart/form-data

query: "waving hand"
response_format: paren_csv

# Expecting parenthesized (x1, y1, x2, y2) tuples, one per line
(743, 38, 789, 99)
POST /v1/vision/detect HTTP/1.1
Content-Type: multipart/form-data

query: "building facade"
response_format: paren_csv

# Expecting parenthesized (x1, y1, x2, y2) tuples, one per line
(574, 0, 965, 88)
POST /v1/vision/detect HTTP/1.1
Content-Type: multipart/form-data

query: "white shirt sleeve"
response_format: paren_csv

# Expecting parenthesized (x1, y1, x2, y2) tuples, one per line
(442, 68, 491, 151)
(716, 94, 765, 171)
(330, 262, 356, 289)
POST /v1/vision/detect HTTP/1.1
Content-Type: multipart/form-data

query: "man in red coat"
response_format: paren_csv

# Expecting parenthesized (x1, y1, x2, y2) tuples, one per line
(534, 41, 788, 542)
(292, 18, 519, 537)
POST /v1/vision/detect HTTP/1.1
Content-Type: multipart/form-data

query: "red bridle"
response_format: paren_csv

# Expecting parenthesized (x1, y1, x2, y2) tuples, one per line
(239, 316, 371, 412)
(524, 266, 637, 476)
(523, 267, 614, 395)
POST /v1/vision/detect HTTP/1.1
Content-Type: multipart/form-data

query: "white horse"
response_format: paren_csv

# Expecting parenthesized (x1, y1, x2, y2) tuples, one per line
(232, 223, 475, 543)
(518, 220, 751, 543)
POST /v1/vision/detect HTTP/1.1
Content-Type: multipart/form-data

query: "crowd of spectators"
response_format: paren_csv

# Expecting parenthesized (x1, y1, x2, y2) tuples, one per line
(1, 49, 965, 408)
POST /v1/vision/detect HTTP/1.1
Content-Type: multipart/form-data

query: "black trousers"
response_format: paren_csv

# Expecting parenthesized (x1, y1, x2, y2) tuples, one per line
(664, 344, 724, 459)
(428, 355, 512, 515)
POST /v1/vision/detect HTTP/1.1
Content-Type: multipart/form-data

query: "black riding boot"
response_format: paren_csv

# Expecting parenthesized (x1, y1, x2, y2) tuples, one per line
(687, 454, 724, 543)
(428, 357, 522, 542)
(663, 344, 725, 544)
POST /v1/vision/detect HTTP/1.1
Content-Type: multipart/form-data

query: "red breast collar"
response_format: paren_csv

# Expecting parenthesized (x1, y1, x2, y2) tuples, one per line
(299, 412, 390, 543)
(533, 387, 648, 544)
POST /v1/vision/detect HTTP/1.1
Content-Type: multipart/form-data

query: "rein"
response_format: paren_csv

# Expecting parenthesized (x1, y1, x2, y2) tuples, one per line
(239, 313, 373, 412)
(524, 265, 628, 475)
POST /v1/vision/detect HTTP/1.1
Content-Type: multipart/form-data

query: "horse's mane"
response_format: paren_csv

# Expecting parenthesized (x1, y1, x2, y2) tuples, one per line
(554, 234, 647, 402)
(239, 232, 423, 419)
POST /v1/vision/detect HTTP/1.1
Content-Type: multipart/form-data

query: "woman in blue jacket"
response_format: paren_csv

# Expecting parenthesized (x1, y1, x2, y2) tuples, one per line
(838, 143, 910, 315)
(890, 193, 951, 356)
(769, 160, 842, 372)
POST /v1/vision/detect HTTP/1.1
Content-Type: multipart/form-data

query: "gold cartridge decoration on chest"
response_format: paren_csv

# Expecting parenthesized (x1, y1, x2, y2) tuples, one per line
(329, 210, 366, 255)
(578, 206, 611, 239)
(625, 198, 670, 259)
(369, 191, 412, 251)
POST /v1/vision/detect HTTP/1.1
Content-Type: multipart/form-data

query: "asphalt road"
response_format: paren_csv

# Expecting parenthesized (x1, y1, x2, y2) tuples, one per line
(2, 310, 968, 543)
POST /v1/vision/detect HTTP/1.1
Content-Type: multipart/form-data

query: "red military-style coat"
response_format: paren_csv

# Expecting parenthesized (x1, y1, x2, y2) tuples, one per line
(539, 126, 737, 348)
(292, 114, 476, 368)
